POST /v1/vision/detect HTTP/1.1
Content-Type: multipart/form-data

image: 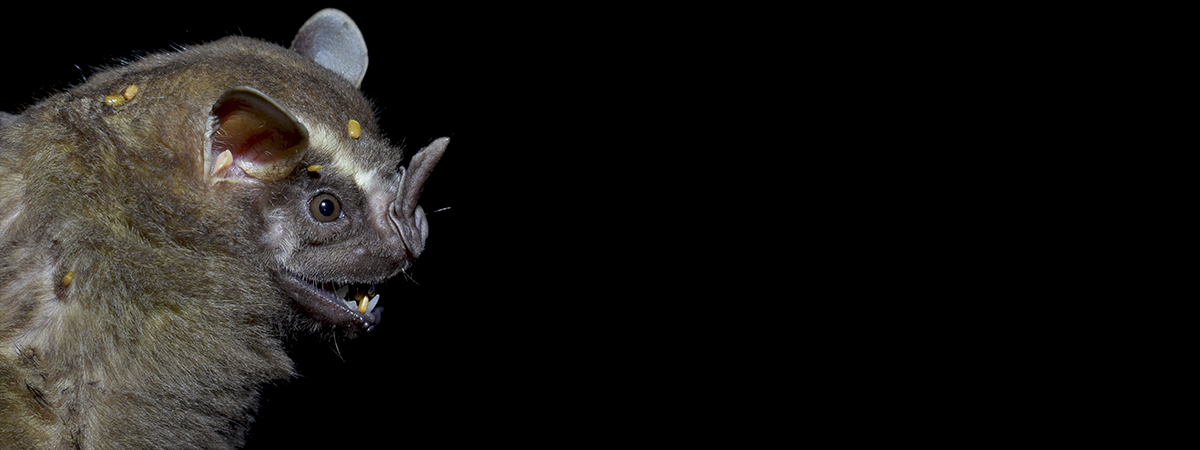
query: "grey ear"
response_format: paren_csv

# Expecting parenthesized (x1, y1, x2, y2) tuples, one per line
(291, 9, 369, 88)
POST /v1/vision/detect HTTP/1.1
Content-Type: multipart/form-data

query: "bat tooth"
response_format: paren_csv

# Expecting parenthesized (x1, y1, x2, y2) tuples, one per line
(344, 300, 357, 310)
(366, 294, 379, 313)
(335, 285, 348, 299)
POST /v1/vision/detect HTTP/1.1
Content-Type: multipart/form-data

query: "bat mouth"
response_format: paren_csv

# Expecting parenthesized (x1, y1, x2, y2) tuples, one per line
(279, 272, 383, 331)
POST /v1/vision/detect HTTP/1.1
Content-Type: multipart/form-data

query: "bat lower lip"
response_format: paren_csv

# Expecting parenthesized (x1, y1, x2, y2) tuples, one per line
(279, 272, 381, 331)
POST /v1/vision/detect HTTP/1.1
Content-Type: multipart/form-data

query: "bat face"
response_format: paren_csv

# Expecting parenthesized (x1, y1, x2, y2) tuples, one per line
(205, 81, 447, 334)
(0, 8, 450, 448)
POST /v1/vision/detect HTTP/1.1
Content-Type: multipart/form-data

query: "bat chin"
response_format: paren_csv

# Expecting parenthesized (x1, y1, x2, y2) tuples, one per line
(277, 271, 383, 332)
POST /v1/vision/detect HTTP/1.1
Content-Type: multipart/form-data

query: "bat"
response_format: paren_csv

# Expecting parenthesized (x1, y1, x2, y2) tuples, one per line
(0, 8, 449, 448)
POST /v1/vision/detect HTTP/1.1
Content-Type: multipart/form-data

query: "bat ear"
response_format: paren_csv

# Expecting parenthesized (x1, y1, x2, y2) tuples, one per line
(291, 8, 369, 88)
(210, 86, 309, 182)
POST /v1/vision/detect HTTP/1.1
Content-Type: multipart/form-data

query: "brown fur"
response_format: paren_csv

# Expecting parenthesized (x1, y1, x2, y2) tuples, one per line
(0, 10, 445, 449)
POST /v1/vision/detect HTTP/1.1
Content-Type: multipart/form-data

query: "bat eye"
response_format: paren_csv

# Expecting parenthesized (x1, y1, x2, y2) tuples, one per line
(309, 193, 341, 222)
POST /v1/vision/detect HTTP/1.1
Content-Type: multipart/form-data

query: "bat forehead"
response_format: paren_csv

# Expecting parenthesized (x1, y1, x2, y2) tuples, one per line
(297, 114, 392, 193)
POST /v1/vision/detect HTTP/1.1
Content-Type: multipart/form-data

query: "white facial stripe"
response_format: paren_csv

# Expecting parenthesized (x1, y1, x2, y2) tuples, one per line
(296, 115, 377, 191)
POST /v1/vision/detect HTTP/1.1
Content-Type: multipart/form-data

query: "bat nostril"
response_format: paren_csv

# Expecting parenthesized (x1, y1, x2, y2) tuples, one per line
(414, 205, 429, 242)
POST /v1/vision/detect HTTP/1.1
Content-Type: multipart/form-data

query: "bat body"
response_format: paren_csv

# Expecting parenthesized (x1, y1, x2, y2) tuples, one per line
(0, 9, 446, 449)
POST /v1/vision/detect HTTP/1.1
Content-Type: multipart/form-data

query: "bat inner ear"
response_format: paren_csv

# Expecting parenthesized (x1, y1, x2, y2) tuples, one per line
(211, 86, 309, 181)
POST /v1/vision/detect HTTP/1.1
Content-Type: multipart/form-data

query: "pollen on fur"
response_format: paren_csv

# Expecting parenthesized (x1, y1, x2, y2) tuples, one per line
(347, 119, 361, 139)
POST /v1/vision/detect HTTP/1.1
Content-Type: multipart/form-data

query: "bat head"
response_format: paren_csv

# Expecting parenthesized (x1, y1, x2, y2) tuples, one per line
(204, 10, 447, 334)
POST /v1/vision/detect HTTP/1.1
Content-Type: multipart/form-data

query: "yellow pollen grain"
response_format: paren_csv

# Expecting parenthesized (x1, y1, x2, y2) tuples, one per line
(307, 164, 323, 172)
(347, 119, 361, 139)
(123, 84, 138, 101)
(104, 95, 125, 106)
(62, 271, 75, 287)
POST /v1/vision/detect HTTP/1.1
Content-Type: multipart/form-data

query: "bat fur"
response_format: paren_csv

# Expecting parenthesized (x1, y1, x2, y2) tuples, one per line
(0, 9, 446, 449)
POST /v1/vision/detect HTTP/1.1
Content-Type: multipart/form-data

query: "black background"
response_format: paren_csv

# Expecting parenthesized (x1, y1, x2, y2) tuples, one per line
(0, 4, 578, 447)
